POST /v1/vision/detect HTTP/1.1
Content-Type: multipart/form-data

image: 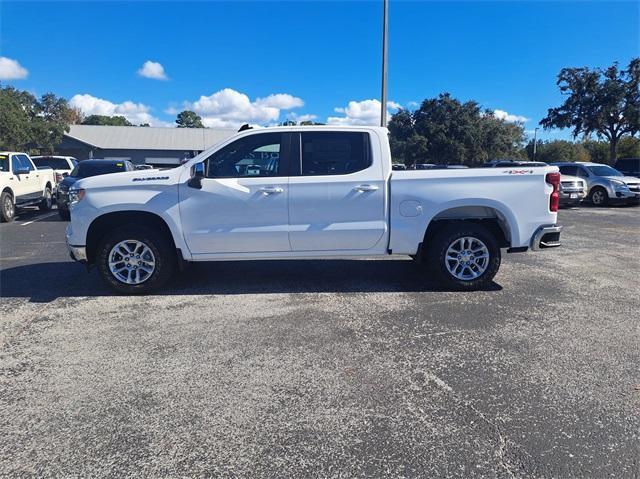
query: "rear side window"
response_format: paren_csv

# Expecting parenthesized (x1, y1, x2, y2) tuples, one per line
(301, 132, 371, 176)
(559, 165, 578, 176)
(33, 157, 71, 169)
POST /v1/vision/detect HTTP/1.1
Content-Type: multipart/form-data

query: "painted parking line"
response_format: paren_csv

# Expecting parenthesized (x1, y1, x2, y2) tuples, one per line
(20, 212, 58, 226)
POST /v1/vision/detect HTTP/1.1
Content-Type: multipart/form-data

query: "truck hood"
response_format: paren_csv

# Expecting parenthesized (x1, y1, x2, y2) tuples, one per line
(74, 167, 183, 190)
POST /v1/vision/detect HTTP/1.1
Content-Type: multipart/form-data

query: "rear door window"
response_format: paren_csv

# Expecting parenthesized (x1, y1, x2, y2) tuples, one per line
(300, 132, 371, 176)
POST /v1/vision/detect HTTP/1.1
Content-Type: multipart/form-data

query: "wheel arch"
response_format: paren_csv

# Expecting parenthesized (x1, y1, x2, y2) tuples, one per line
(420, 205, 513, 256)
(86, 211, 177, 265)
(2, 186, 14, 200)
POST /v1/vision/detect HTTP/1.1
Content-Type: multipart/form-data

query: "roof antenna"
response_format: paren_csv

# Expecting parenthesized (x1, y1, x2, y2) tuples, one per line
(238, 124, 252, 132)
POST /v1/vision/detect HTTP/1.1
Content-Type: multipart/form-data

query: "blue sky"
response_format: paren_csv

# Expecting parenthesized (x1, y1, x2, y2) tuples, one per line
(1, 1, 638, 140)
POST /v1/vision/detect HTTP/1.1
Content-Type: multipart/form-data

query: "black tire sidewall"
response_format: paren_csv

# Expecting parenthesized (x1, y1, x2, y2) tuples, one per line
(0, 192, 14, 222)
(427, 223, 501, 291)
(96, 226, 175, 294)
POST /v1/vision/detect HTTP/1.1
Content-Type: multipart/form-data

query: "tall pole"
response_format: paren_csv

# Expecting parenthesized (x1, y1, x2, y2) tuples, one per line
(380, 0, 389, 127)
(533, 127, 539, 158)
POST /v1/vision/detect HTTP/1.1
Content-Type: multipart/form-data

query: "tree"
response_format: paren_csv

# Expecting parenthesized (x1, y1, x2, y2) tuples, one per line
(617, 135, 640, 159)
(31, 93, 72, 153)
(388, 94, 525, 166)
(0, 87, 72, 153)
(175, 110, 204, 128)
(540, 58, 640, 162)
(0, 86, 33, 151)
(525, 140, 581, 163)
(82, 115, 133, 126)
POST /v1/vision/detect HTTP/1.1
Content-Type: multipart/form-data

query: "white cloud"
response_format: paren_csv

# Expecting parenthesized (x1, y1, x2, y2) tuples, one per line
(137, 60, 168, 80)
(69, 93, 169, 126)
(0, 57, 28, 80)
(185, 88, 304, 128)
(407, 101, 419, 108)
(493, 109, 529, 124)
(387, 101, 402, 110)
(327, 99, 396, 126)
(255, 93, 304, 110)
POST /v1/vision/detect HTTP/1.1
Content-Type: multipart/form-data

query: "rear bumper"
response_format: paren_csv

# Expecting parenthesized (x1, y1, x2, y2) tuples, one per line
(531, 224, 563, 251)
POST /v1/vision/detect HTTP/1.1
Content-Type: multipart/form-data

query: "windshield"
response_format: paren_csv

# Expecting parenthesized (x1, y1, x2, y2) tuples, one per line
(0, 155, 8, 172)
(70, 162, 127, 178)
(586, 165, 623, 177)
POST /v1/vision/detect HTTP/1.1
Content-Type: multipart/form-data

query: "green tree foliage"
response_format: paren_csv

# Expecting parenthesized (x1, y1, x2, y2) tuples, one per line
(175, 110, 204, 128)
(82, 115, 133, 126)
(525, 140, 590, 163)
(388, 94, 526, 166)
(581, 140, 611, 164)
(0, 86, 71, 153)
(617, 136, 640, 159)
(540, 58, 640, 162)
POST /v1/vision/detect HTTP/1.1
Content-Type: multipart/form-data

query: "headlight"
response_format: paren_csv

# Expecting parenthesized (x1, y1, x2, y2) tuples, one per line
(68, 188, 85, 206)
(611, 180, 628, 190)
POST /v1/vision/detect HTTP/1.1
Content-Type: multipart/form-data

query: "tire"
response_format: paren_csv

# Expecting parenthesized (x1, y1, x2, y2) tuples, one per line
(425, 223, 501, 291)
(589, 187, 609, 207)
(96, 225, 176, 294)
(58, 208, 70, 221)
(39, 186, 53, 211)
(0, 191, 15, 222)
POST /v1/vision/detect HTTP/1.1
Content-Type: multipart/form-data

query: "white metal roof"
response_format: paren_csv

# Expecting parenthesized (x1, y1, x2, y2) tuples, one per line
(65, 125, 237, 151)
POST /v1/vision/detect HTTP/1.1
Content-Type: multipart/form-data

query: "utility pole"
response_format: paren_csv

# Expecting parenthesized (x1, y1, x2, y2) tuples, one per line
(380, 0, 389, 127)
(533, 127, 539, 159)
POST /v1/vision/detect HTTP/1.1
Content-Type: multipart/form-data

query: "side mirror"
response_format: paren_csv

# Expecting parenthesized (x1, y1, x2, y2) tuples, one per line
(188, 162, 205, 189)
(14, 167, 29, 175)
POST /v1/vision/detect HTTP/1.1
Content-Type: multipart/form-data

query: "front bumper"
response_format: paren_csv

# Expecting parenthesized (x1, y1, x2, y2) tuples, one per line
(67, 242, 87, 262)
(531, 224, 563, 251)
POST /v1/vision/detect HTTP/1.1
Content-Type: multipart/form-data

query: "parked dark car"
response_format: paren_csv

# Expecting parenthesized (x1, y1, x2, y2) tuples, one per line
(613, 158, 640, 177)
(57, 159, 134, 220)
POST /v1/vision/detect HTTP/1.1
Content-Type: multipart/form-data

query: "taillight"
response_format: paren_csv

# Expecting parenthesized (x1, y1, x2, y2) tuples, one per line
(546, 172, 561, 212)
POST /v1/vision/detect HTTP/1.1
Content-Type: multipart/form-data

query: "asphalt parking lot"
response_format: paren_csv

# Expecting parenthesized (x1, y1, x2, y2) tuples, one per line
(1, 205, 639, 478)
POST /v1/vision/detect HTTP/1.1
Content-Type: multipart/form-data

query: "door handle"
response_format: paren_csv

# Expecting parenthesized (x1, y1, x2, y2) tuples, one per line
(259, 186, 284, 195)
(354, 184, 379, 192)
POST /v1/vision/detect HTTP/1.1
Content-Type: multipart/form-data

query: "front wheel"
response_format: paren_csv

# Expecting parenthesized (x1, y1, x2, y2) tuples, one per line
(0, 192, 15, 222)
(96, 225, 176, 294)
(425, 223, 501, 291)
(39, 186, 52, 211)
(589, 187, 608, 207)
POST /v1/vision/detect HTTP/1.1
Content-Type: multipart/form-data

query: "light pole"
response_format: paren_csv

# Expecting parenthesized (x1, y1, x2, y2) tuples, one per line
(380, 0, 389, 127)
(533, 127, 539, 159)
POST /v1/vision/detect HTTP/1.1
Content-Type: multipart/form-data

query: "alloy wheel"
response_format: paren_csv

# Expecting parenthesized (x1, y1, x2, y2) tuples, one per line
(108, 240, 156, 285)
(445, 236, 490, 281)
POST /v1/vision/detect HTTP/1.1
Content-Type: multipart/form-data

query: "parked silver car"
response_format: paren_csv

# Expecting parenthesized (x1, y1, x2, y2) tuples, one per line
(552, 162, 640, 206)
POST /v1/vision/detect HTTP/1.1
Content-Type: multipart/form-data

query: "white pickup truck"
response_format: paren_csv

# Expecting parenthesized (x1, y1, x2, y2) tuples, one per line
(0, 152, 56, 222)
(65, 126, 563, 293)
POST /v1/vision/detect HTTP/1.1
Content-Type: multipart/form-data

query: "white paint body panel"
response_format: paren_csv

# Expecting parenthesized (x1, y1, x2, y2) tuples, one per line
(65, 127, 558, 262)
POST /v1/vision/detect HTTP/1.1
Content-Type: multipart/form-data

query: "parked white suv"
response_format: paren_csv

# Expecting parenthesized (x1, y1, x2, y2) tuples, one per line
(65, 126, 563, 293)
(0, 152, 57, 222)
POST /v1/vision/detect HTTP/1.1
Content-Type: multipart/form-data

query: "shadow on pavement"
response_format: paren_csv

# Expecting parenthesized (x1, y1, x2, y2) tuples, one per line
(0, 259, 502, 303)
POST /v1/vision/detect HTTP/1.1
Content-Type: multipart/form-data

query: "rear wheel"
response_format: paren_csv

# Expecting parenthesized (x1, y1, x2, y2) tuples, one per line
(589, 187, 608, 206)
(96, 225, 176, 294)
(39, 186, 52, 211)
(0, 192, 15, 222)
(425, 223, 501, 291)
